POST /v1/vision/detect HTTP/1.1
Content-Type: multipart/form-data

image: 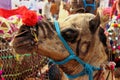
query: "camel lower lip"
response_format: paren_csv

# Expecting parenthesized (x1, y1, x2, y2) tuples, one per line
(13, 44, 37, 54)
(15, 47, 33, 54)
(14, 48, 27, 54)
(13, 40, 34, 48)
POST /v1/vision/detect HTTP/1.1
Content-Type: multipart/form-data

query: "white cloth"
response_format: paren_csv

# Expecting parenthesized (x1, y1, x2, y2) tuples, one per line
(100, 0, 109, 8)
(37, 1, 45, 9)
(42, 1, 51, 19)
(11, 0, 20, 9)
(20, 0, 37, 10)
(11, 0, 37, 11)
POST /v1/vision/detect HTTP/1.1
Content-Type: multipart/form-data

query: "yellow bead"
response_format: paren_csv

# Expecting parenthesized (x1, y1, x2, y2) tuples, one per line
(118, 24, 120, 27)
(111, 23, 114, 27)
(16, 54, 20, 61)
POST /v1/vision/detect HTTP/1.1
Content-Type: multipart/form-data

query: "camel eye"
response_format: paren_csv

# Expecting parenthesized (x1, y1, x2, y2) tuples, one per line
(61, 28, 79, 43)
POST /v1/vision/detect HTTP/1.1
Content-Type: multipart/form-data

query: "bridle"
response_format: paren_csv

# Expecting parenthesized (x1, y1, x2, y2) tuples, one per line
(30, 20, 114, 80)
(52, 20, 101, 80)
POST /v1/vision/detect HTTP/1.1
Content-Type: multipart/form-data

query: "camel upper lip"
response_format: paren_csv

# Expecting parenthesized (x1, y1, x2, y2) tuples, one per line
(15, 30, 29, 38)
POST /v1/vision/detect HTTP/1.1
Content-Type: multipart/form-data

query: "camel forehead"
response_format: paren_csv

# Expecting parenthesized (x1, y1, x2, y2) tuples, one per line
(60, 13, 95, 36)
(61, 13, 95, 28)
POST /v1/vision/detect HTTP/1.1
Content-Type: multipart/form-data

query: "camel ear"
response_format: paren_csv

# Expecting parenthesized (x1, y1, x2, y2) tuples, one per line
(89, 13, 100, 34)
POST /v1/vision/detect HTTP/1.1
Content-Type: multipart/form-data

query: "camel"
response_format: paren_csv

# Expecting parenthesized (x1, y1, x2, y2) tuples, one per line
(12, 13, 120, 80)
(63, 0, 97, 14)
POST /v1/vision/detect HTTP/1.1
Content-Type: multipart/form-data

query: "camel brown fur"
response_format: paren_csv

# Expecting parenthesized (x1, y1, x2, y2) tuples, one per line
(12, 13, 120, 80)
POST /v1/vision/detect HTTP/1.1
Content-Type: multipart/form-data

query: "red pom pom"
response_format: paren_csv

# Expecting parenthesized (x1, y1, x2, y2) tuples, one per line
(22, 10, 38, 26)
(114, 23, 118, 27)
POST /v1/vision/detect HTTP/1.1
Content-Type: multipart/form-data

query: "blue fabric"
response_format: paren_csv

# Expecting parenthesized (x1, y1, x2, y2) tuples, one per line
(53, 21, 101, 80)
(83, 0, 96, 12)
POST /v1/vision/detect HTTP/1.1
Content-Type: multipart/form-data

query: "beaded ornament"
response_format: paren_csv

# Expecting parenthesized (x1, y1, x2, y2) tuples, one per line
(106, 15, 120, 62)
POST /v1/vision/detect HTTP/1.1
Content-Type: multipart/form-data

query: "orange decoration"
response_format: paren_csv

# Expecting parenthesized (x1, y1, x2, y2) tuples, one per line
(114, 23, 118, 27)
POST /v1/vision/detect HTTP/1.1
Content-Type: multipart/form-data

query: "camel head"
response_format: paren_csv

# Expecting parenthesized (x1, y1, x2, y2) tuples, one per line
(12, 13, 108, 79)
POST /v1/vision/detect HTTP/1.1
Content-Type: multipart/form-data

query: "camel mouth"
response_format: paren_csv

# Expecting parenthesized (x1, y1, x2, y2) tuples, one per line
(13, 37, 37, 54)
(14, 46, 36, 54)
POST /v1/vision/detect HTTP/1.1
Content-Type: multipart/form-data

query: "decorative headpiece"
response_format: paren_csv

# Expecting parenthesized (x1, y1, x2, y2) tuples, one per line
(22, 10, 38, 26)
(106, 15, 120, 62)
